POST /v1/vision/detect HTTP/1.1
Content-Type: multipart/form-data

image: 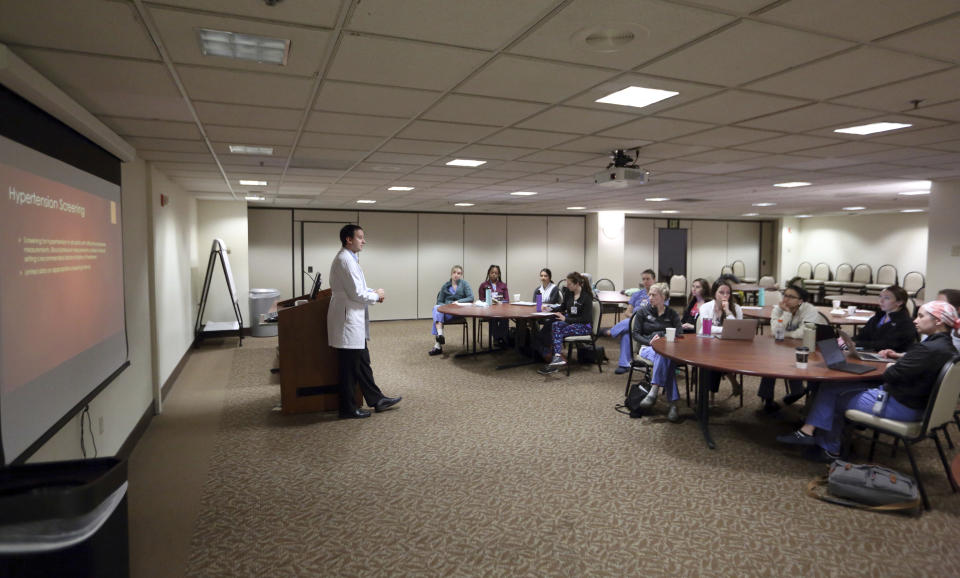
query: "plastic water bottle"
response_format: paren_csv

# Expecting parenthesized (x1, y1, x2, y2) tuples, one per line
(486, 286, 492, 306)
(774, 319, 785, 341)
(757, 288, 765, 306)
(535, 292, 542, 312)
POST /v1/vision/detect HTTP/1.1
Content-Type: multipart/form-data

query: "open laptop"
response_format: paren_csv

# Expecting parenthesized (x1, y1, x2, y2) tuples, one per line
(716, 318, 758, 340)
(837, 330, 888, 362)
(817, 338, 876, 374)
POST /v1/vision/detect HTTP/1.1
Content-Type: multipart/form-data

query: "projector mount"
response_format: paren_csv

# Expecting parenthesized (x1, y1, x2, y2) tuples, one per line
(606, 148, 640, 170)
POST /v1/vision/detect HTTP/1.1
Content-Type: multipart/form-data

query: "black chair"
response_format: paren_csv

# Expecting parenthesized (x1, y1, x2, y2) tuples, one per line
(563, 297, 603, 376)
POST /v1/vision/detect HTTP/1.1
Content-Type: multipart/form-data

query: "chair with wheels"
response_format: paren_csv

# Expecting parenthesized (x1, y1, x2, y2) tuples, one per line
(844, 358, 960, 510)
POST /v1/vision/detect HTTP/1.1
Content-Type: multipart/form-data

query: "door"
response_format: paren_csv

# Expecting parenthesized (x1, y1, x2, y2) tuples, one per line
(657, 228, 687, 285)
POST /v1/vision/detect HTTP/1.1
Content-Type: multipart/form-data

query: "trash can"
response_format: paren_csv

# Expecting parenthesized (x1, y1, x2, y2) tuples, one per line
(0, 457, 129, 578)
(249, 288, 281, 337)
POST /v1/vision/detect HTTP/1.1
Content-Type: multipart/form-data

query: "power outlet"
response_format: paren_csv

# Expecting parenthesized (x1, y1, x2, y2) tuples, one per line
(98, 416, 104, 435)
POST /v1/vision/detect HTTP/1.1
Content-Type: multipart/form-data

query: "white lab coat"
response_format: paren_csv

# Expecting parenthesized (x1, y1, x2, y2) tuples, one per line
(327, 247, 380, 349)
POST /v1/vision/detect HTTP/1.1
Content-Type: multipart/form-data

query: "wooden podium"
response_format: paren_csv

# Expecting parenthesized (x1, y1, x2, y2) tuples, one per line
(277, 289, 358, 414)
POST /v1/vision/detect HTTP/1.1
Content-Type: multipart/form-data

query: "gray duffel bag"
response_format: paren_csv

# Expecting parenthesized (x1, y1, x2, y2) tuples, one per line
(806, 460, 921, 513)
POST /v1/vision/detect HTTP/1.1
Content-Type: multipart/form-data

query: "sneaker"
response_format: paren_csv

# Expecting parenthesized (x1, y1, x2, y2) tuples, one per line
(776, 430, 817, 446)
(667, 404, 681, 423)
(614, 366, 630, 375)
(762, 400, 781, 415)
(436, 334, 445, 346)
(638, 389, 659, 409)
(428, 347, 443, 356)
(537, 365, 558, 375)
(782, 391, 805, 406)
(548, 354, 567, 367)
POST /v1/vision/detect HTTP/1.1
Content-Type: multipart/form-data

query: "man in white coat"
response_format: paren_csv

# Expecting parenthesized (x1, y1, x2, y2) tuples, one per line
(328, 224, 401, 419)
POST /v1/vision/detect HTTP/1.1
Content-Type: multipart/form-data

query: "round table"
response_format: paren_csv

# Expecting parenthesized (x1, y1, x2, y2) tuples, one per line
(437, 303, 556, 367)
(741, 305, 874, 327)
(653, 334, 885, 449)
(824, 294, 881, 308)
(596, 290, 630, 325)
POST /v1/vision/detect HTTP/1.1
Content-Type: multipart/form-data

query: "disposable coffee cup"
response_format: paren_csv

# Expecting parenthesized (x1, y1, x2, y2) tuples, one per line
(513, 293, 521, 302)
(832, 299, 841, 310)
(847, 305, 857, 316)
(795, 346, 810, 369)
(665, 327, 676, 342)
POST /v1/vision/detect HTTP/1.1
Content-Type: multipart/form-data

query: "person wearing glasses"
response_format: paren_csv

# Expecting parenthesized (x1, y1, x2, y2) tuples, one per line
(758, 282, 822, 414)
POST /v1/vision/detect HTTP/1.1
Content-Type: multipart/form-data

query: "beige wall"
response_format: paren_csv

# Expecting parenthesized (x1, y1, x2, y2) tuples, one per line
(196, 201, 249, 327)
(926, 182, 960, 297)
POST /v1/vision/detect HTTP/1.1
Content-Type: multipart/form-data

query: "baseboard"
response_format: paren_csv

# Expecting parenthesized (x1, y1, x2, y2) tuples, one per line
(116, 401, 154, 460)
(160, 347, 192, 402)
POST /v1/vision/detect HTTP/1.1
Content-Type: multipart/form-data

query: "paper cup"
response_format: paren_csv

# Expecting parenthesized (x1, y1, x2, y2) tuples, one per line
(832, 299, 841, 310)
(513, 293, 521, 302)
(666, 327, 676, 342)
(847, 305, 857, 316)
(795, 346, 809, 369)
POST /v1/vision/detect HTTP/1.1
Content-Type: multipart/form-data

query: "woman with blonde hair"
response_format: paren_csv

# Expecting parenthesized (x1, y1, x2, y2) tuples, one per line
(633, 283, 683, 422)
(429, 265, 473, 356)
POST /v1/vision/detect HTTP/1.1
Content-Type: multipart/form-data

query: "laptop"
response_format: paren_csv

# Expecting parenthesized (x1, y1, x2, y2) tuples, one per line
(837, 330, 888, 362)
(817, 338, 876, 375)
(716, 318, 758, 340)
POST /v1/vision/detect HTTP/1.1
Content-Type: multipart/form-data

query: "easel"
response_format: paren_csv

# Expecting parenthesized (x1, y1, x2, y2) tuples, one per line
(194, 238, 243, 346)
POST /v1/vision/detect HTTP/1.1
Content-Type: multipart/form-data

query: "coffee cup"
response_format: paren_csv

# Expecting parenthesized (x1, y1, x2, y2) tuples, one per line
(795, 346, 810, 369)
(832, 299, 841, 310)
(847, 305, 857, 316)
(513, 293, 521, 302)
(666, 327, 676, 342)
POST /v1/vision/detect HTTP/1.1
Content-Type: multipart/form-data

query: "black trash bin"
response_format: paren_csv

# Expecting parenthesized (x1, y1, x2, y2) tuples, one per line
(0, 457, 129, 578)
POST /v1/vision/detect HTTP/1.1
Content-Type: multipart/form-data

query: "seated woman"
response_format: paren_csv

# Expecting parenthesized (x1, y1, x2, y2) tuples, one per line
(633, 283, 683, 423)
(604, 269, 656, 374)
(850, 285, 917, 353)
(537, 272, 594, 375)
(429, 265, 473, 356)
(532, 268, 561, 305)
(758, 282, 823, 413)
(681, 278, 711, 334)
(478, 264, 510, 344)
(776, 301, 960, 462)
(699, 279, 744, 395)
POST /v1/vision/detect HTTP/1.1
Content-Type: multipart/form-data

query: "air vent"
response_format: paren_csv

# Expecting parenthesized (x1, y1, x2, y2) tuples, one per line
(571, 24, 647, 54)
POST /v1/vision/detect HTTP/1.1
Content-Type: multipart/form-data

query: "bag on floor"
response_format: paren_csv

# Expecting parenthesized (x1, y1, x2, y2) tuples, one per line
(806, 460, 921, 514)
(577, 345, 607, 364)
(616, 380, 649, 418)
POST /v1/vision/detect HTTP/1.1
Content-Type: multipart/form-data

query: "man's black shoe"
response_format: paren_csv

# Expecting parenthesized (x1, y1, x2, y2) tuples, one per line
(339, 408, 371, 419)
(375, 396, 402, 412)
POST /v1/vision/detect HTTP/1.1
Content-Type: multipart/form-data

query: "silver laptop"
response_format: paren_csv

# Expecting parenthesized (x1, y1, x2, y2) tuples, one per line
(716, 318, 758, 340)
(837, 330, 888, 362)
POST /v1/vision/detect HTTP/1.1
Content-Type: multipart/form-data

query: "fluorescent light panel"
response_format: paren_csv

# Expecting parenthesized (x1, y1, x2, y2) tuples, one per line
(510, 191, 537, 196)
(356, 199, 376, 204)
(644, 197, 669, 202)
(900, 209, 924, 213)
(229, 145, 273, 155)
(752, 202, 775, 207)
(454, 202, 474, 207)
(742, 213, 759, 217)
(661, 210, 678, 214)
(566, 206, 586, 210)
(388, 186, 414, 191)
(842, 206, 865, 211)
(898, 190, 929, 196)
(834, 122, 912, 135)
(773, 182, 811, 188)
(596, 86, 679, 108)
(198, 28, 290, 65)
(244, 195, 264, 201)
(795, 214, 812, 218)
(446, 159, 486, 167)
(239, 179, 267, 186)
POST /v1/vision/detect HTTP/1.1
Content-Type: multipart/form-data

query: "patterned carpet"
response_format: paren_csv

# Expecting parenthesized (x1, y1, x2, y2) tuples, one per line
(183, 320, 960, 577)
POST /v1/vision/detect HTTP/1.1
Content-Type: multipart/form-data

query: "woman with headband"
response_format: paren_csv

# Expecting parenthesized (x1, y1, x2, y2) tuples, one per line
(776, 300, 959, 462)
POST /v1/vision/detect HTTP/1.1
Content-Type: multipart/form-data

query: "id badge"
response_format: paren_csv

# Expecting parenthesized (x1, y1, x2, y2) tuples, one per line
(571, 305, 578, 315)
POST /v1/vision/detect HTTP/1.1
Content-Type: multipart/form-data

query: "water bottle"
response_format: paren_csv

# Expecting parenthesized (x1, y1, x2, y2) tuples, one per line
(535, 292, 542, 312)
(757, 288, 765, 306)
(485, 286, 492, 306)
(774, 318, 785, 341)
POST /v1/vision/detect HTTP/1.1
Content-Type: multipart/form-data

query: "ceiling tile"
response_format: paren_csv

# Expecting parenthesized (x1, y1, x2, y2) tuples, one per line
(304, 112, 407, 136)
(378, 139, 464, 155)
(747, 46, 951, 100)
(346, 0, 557, 50)
(677, 149, 766, 163)
(564, 73, 723, 115)
(869, 124, 960, 146)
(681, 0, 779, 13)
(638, 143, 711, 159)
(734, 134, 845, 153)
(911, 100, 960, 123)
(660, 90, 807, 124)
(194, 102, 303, 130)
(554, 135, 653, 154)
(739, 103, 877, 132)
(879, 14, 960, 61)
(479, 129, 578, 148)
(600, 117, 715, 141)
(204, 126, 296, 146)
(424, 94, 546, 126)
(516, 150, 598, 164)
(452, 144, 537, 161)
(314, 81, 440, 118)
(508, 0, 735, 69)
(178, 66, 314, 108)
(798, 142, 896, 159)
(831, 68, 960, 113)
(125, 137, 208, 153)
(759, 0, 958, 42)
(458, 55, 616, 103)
(327, 34, 489, 91)
(669, 126, 783, 147)
(298, 133, 384, 151)
(516, 106, 638, 133)
(100, 117, 201, 140)
(152, 0, 341, 28)
(641, 21, 852, 86)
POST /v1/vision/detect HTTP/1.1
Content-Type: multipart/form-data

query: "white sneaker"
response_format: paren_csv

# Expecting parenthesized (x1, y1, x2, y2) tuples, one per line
(548, 354, 567, 367)
(638, 389, 659, 409)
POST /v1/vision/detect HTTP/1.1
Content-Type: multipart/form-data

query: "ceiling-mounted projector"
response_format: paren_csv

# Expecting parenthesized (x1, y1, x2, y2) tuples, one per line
(594, 148, 649, 187)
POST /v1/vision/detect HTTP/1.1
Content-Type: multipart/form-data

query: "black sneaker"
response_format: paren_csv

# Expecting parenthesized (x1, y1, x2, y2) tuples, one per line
(803, 446, 839, 463)
(428, 347, 443, 356)
(783, 391, 805, 406)
(776, 430, 817, 446)
(762, 400, 781, 415)
(538, 365, 558, 375)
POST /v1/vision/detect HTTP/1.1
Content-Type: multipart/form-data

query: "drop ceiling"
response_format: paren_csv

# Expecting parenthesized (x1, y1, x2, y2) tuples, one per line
(1, 0, 958, 218)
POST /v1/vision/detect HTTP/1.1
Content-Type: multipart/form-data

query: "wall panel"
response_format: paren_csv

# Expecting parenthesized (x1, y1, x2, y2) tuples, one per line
(359, 211, 418, 320)
(547, 216, 585, 283)
(625, 218, 655, 289)
(248, 208, 293, 299)
(418, 213, 464, 318)
(727, 221, 760, 280)
(464, 214, 507, 289)
(506, 215, 546, 296)
(689, 220, 727, 284)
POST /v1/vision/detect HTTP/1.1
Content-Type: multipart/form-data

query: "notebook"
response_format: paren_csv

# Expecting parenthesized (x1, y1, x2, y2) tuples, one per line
(716, 318, 758, 340)
(817, 338, 876, 374)
(837, 330, 888, 362)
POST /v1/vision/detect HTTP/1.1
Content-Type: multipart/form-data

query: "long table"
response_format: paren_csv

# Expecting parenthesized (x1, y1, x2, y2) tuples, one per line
(436, 302, 556, 368)
(653, 334, 886, 449)
(741, 305, 874, 328)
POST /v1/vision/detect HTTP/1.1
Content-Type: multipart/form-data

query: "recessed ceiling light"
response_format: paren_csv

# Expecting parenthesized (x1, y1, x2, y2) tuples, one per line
(454, 202, 475, 207)
(198, 28, 290, 65)
(356, 199, 376, 204)
(229, 145, 273, 155)
(645, 197, 669, 202)
(795, 214, 812, 218)
(239, 179, 267, 186)
(446, 159, 486, 167)
(898, 190, 929, 196)
(244, 195, 265, 201)
(567, 206, 586, 210)
(661, 210, 678, 214)
(388, 186, 415, 191)
(752, 202, 775, 207)
(595, 86, 679, 108)
(842, 206, 865, 211)
(774, 182, 811, 188)
(834, 122, 912, 135)
(510, 191, 537, 196)
(742, 212, 759, 217)
(900, 209, 925, 213)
